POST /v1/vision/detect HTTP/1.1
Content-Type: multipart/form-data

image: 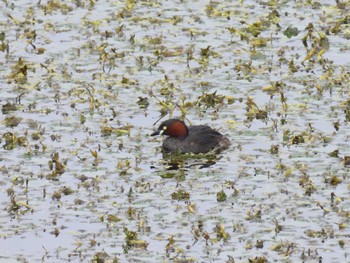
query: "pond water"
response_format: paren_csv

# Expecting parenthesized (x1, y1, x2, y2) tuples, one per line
(0, 0, 350, 262)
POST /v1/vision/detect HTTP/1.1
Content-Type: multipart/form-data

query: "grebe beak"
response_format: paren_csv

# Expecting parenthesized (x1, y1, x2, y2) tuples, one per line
(151, 126, 167, 136)
(151, 130, 160, 136)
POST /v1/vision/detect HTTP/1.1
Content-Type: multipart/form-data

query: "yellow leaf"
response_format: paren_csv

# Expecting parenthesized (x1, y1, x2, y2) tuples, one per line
(262, 85, 279, 93)
(188, 203, 196, 214)
(302, 47, 317, 62)
(317, 48, 326, 58)
(90, 149, 98, 158)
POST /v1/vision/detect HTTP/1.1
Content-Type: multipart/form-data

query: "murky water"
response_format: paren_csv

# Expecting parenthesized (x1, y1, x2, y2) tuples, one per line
(0, 0, 349, 262)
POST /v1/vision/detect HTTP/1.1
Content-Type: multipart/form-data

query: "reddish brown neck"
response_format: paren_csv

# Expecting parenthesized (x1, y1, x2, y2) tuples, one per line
(167, 120, 188, 137)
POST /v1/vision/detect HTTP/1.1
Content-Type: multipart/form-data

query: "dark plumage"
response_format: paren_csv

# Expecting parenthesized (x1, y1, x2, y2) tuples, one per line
(151, 119, 230, 154)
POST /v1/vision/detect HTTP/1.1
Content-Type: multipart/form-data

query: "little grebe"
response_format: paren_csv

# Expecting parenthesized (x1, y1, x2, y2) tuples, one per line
(151, 119, 230, 154)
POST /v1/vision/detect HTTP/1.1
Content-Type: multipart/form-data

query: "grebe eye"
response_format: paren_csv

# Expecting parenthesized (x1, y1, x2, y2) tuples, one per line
(159, 126, 167, 135)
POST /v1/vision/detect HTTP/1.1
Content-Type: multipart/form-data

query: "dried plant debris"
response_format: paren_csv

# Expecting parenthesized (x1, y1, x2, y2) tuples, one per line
(0, 0, 350, 262)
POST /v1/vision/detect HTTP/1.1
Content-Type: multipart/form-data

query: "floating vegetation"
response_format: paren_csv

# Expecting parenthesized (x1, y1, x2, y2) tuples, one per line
(2, 102, 17, 114)
(48, 152, 66, 179)
(171, 189, 190, 201)
(100, 124, 131, 137)
(0, 0, 350, 262)
(283, 26, 299, 38)
(3, 116, 21, 128)
(123, 227, 148, 252)
(216, 189, 227, 202)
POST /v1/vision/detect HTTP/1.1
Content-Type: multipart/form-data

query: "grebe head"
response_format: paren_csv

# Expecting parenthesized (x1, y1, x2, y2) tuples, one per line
(151, 119, 189, 137)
